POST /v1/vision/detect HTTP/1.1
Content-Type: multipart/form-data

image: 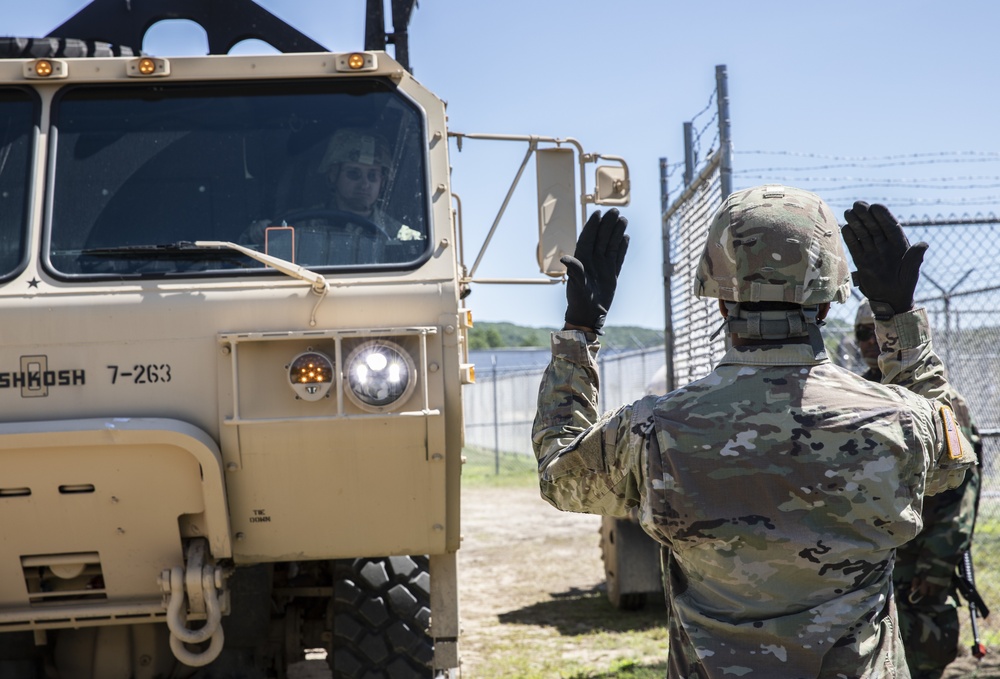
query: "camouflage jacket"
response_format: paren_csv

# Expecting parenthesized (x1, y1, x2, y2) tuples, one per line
(532, 308, 975, 679)
(892, 391, 981, 593)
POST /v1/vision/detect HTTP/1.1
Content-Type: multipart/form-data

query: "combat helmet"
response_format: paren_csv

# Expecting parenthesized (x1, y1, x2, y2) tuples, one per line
(694, 184, 851, 342)
(854, 299, 875, 328)
(318, 128, 392, 174)
(854, 299, 878, 368)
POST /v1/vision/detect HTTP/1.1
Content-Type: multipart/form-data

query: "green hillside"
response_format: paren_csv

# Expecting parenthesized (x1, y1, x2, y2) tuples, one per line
(468, 322, 663, 349)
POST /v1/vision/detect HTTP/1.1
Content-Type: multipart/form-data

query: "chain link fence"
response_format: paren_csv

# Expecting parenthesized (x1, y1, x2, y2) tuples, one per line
(822, 219, 1000, 641)
(662, 152, 727, 390)
(462, 346, 665, 475)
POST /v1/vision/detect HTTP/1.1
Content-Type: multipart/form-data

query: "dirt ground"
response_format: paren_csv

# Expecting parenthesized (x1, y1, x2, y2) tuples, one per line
(291, 482, 1000, 677)
(457, 484, 611, 676)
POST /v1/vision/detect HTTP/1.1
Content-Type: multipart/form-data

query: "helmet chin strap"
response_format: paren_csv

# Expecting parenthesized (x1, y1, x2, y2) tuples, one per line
(712, 302, 828, 360)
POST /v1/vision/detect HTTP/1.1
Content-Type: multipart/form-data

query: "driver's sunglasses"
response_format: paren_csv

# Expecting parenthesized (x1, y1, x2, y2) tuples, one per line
(343, 167, 382, 183)
(855, 325, 875, 342)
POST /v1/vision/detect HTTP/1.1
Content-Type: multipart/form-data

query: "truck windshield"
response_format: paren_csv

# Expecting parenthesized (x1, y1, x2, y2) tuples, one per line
(0, 89, 34, 279)
(46, 79, 429, 278)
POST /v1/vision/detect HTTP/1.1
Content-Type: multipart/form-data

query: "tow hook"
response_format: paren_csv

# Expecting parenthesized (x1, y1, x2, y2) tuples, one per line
(158, 538, 229, 667)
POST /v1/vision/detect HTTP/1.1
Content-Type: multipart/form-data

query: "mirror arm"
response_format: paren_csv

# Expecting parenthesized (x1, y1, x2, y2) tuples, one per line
(467, 138, 537, 278)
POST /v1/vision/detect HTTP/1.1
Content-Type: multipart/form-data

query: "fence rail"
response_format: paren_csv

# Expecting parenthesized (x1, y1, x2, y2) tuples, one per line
(463, 346, 666, 466)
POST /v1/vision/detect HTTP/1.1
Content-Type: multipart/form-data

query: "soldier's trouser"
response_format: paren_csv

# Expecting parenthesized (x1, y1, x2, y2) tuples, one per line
(895, 586, 959, 679)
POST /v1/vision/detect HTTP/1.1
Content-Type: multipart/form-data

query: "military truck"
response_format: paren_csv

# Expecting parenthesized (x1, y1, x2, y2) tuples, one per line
(598, 364, 666, 611)
(0, 1, 629, 677)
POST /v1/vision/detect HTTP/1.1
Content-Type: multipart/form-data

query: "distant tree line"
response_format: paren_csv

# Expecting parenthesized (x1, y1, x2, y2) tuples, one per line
(468, 322, 663, 350)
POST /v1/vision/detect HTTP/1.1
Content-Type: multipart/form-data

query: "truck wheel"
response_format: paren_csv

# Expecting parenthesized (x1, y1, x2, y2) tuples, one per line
(0, 37, 137, 58)
(328, 556, 433, 679)
(600, 516, 663, 611)
(0, 632, 42, 679)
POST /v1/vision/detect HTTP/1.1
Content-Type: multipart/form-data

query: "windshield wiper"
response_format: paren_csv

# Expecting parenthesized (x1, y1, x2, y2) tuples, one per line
(77, 240, 330, 326)
(194, 240, 330, 327)
(78, 241, 248, 263)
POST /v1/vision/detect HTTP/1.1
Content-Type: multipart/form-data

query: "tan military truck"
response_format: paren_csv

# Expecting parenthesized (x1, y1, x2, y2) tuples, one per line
(0, 1, 629, 677)
(600, 368, 665, 611)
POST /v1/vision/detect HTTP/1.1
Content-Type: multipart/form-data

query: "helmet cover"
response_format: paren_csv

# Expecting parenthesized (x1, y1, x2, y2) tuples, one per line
(318, 128, 392, 174)
(694, 184, 851, 305)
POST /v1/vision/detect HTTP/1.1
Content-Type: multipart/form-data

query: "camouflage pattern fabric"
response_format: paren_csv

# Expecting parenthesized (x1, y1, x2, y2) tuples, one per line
(533, 308, 975, 679)
(693, 185, 852, 305)
(890, 390, 982, 679)
(317, 127, 392, 174)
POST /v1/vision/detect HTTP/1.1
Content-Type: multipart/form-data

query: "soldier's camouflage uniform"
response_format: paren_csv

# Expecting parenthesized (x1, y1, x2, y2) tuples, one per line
(857, 294, 983, 678)
(533, 309, 975, 679)
(890, 388, 981, 678)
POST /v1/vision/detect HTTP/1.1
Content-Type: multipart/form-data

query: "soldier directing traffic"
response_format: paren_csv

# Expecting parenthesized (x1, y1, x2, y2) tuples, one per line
(532, 186, 977, 678)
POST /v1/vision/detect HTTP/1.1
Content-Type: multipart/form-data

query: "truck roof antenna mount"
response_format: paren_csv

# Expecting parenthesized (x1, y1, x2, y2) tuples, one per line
(365, 0, 417, 72)
(46, 0, 328, 55)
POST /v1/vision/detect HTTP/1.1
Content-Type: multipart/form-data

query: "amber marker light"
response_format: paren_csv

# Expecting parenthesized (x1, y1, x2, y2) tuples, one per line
(127, 56, 169, 77)
(335, 52, 377, 73)
(287, 350, 334, 402)
(34, 60, 53, 77)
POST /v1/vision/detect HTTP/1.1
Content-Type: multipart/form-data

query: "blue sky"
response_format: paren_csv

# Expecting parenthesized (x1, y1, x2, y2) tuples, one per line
(8, 1, 999, 330)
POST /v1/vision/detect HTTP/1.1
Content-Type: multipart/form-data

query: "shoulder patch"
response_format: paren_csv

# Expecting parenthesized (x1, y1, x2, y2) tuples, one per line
(940, 405, 965, 460)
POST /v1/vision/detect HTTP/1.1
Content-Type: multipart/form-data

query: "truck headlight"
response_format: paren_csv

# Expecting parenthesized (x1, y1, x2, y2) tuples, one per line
(288, 350, 334, 401)
(344, 340, 416, 412)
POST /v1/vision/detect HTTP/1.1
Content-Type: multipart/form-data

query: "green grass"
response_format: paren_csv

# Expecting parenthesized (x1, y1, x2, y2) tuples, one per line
(468, 587, 670, 678)
(462, 445, 538, 487)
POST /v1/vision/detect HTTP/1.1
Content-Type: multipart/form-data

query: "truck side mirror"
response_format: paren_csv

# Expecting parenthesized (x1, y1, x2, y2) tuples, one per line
(594, 165, 630, 206)
(535, 147, 577, 277)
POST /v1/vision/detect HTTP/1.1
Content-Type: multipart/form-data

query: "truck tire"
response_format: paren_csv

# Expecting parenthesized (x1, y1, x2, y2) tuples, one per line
(328, 556, 433, 679)
(0, 632, 42, 679)
(0, 37, 137, 58)
(599, 515, 663, 611)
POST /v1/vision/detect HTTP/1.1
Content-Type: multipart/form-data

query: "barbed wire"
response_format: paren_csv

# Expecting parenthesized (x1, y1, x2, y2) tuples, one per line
(729, 149, 1000, 217)
(736, 150, 1000, 162)
(663, 88, 720, 181)
(738, 177, 1000, 190)
(692, 111, 719, 156)
(739, 158, 1000, 172)
(688, 88, 717, 127)
(821, 195, 1000, 207)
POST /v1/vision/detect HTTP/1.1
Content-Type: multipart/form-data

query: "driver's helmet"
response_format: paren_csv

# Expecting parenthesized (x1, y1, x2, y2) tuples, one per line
(694, 184, 852, 305)
(318, 128, 392, 175)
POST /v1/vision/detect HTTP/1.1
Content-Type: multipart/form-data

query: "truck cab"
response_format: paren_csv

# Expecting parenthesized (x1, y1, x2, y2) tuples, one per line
(0, 3, 629, 677)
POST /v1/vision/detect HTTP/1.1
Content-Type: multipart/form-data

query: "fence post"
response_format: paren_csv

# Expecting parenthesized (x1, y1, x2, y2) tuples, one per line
(492, 354, 499, 475)
(660, 156, 676, 392)
(922, 269, 974, 374)
(715, 64, 733, 200)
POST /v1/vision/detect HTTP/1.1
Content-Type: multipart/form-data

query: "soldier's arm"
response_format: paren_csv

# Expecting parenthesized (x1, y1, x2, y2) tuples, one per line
(842, 202, 976, 489)
(875, 308, 951, 403)
(909, 478, 978, 591)
(531, 330, 645, 516)
(878, 313, 975, 493)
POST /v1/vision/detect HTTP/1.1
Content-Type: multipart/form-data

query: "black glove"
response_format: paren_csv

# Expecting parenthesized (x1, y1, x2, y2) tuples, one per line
(560, 208, 629, 334)
(841, 201, 927, 320)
